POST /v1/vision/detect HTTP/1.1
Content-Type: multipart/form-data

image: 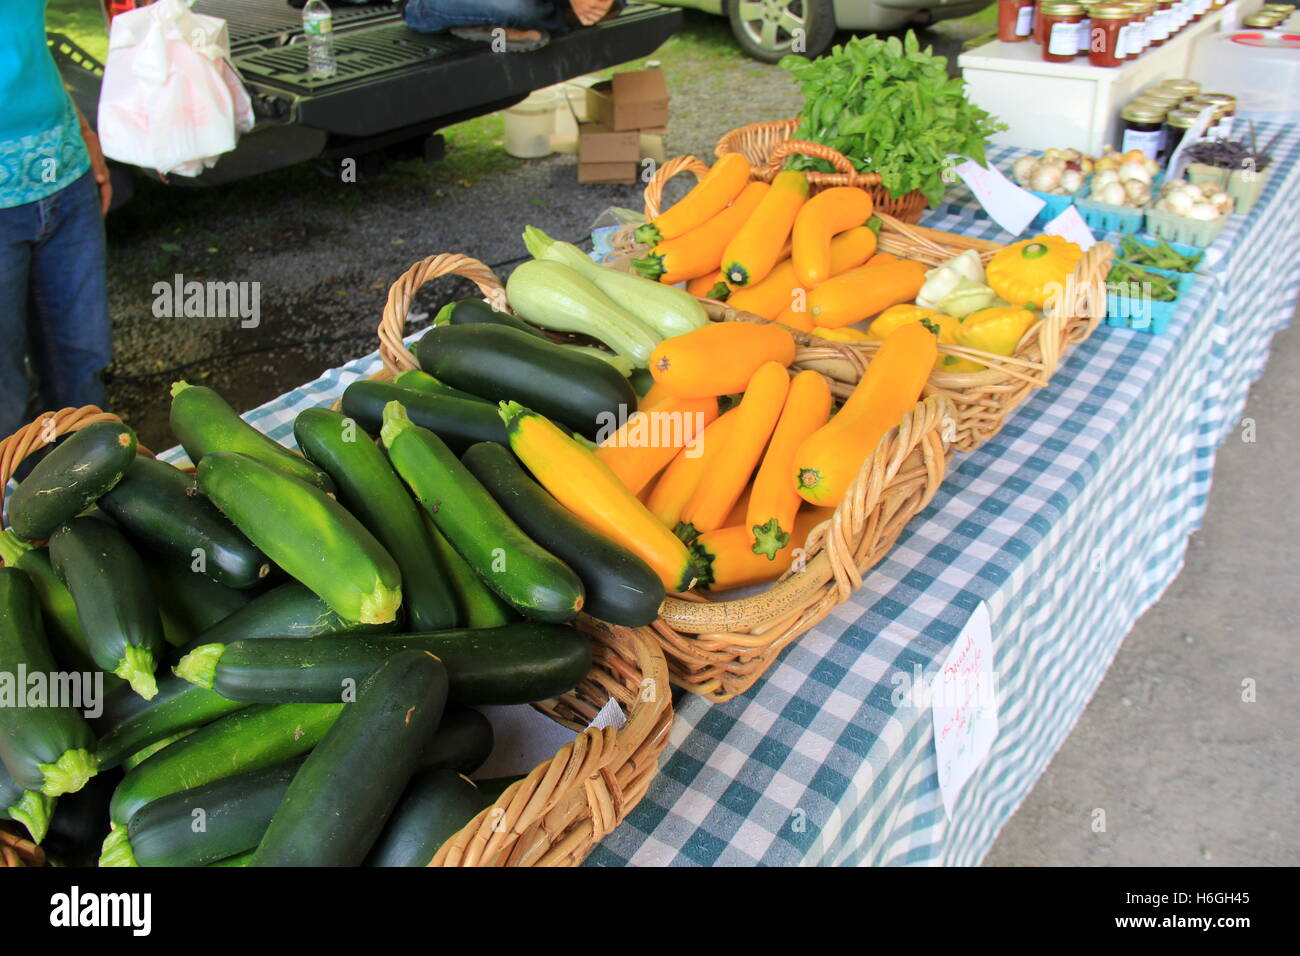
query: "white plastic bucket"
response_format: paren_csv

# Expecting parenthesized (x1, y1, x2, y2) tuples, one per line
(503, 89, 560, 159)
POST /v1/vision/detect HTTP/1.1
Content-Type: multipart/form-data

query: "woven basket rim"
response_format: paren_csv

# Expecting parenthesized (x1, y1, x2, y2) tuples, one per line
(0, 409, 673, 868)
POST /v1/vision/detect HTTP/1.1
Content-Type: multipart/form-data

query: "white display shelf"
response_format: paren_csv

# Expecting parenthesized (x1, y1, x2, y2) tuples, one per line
(958, 2, 1250, 154)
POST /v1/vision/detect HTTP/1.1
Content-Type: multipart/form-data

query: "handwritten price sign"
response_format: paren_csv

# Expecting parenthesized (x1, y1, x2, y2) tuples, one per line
(931, 602, 999, 817)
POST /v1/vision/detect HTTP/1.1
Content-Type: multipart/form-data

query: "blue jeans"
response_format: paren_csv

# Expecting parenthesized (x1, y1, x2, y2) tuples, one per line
(404, 0, 565, 33)
(0, 170, 111, 441)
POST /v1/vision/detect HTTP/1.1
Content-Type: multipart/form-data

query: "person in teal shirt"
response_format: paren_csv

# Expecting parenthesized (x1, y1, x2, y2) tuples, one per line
(1, 0, 114, 441)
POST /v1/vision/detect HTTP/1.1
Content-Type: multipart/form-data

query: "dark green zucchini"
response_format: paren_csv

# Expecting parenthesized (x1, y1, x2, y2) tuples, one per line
(381, 403, 584, 622)
(99, 455, 270, 589)
(629, 367, 657, 398)
(176, 623, 592, 706)
(294, 407, 457, 632)
(416, 707, 493, 776)
(364, 768, 484, 867)
(120, 757, 306, 867)
(210, 850, 254, 866)
(5, 421, 137, 540)
(1, 755, 55, 844)
(393, 368, 491, 404)
(145, 554, 263, 648)
(415, 324, 636, 440)
(169, 381, 335, 492)
(252, 650, 448, 866)
(105, 702, 343, 831)
(463, 442, 664, 626)
(0, 531, 121, 690)
(433, 296, 548, 338)
(196, 451, 402, 625)
(0, 568, 99, 796)
(49, 517, 166, 699)
(473, 774, 526, 806)
(422, 514, 515, 629)
(340, 380, 508, 451)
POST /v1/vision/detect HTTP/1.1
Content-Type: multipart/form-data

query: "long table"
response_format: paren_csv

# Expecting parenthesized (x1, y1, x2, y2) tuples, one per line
(210, 123, 1300, 867)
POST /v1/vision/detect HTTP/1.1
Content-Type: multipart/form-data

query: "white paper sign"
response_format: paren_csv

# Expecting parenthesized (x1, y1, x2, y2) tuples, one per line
(950, 157, 1045, 236)
(1043, 205, 1097, 250)
(932, 602, 999, 817)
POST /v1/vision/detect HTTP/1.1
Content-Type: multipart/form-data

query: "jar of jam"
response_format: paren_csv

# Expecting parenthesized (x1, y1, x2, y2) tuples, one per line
(1243, 12, 1281, 27)
(1124, 2, 1155, 55)
(1120, 104, 1166, 159)
(1164, 109, 1201, 161)
(1191, 94, 1236, 139)
(1159, 78, 1201, 98)
(1041, 1, 1086, 60)
(1149, 0, 1173, 44)
(1034, 0, 1050, 42)
(998, 0, 1037, 41)
(1088, 4, 1131, 66)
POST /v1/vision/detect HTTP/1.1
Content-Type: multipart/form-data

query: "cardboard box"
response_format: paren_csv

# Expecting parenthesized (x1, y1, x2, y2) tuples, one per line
(638, 133, 665, 165)
(584, 68, 669, 132)
(578, 124, 639, 164)
(577, 161, 639, 184)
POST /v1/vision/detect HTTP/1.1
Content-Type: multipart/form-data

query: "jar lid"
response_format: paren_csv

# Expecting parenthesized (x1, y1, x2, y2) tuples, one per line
(1090, 2, 1132, 16)
(1159, 79, 1202, 95)
(1122, 104, 1167, 123)
(1190, 93, 1236, 107)
(1136, 89, 1184, 106)
(1130, 96, 1173, 114)
(1124, 0, 1155, 12)
(1041, 1, 1086, 13)
(1166, 109, 1202, 129)
(1262, 3, 1296, 11)
(1243, 11, 1282, 23)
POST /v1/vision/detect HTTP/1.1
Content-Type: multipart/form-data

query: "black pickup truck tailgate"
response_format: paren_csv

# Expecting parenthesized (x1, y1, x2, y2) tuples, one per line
(200, 0, 682, 138)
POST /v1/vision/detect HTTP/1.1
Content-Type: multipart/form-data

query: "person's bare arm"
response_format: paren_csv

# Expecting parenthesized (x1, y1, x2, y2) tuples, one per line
(75, 104, 112, 216)
(570, 0, 614, 26)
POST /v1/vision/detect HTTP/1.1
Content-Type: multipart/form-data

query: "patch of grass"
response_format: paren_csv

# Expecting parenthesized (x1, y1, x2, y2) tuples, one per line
(47, 0, 110, 62)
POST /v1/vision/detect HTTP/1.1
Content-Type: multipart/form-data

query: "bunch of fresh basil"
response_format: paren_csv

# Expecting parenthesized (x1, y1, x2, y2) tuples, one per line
(780, 32, 1006, 206)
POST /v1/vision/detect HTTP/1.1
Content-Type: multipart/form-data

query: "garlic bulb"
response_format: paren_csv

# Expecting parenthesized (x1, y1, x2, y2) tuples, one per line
(1164, 189, 1195, 216)
(1060, 169, 1084, 193)
(1210, 191, 1233, 214)
(1012, 156, 1037, 185)
(1117, 160, 1152, 185)
(1188, 202, 1220, 221)
(1030, 165, 1062, 192)
(1123, 178, 1148, 201)
(1100, 182, 1127, 206)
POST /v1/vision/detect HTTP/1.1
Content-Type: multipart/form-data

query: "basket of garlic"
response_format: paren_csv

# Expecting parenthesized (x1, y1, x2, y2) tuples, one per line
(1076, 148, 1160, 235)
(1145, 178, 1234, 247)
(1009, 148, 1091, 223)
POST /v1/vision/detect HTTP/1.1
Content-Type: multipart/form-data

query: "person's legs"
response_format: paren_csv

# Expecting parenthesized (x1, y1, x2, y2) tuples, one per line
(0, 200, 37, 440)
(26, 171, 111, 413)
(404, 0, 551, 32)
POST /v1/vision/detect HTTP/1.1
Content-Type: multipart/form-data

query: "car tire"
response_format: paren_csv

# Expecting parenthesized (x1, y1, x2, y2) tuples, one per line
(726, 0, 836, 63)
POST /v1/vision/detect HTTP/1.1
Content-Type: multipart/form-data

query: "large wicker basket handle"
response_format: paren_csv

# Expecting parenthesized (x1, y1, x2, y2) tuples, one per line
(642, 154, 711, 221)
(765, 140, 876, 182)
(378, 253, 505, 374)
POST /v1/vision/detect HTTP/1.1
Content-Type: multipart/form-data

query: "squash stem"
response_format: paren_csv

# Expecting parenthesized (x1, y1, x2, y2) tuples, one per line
(356, 583, 403, 626)
(98, 825, 139, 868)
(115, 644, 159, 700)
(38, 748, 98, 797)
(634, 222, 662, 247)
(7, 790, 55, 844)
(174, 642, 225, 689)
(750, 519, 791, 561)
(379, 401, 415, 449)
(169, 379, 194, 398)
(0, 529, 32, 566)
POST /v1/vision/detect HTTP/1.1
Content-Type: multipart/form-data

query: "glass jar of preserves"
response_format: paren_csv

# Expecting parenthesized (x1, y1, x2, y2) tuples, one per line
(1164, 109, 1201, 160)
(1041, 1, 1086, 61)
(1149, 0, 1174, 44)
(1120, 103, 1166, 159)
(1034, 0, 1050, 42)
(1243, 11, 1282, 27)
(1159, 78, 1201, 98)
(998, 0, 1037, 41)
(1189, 94, 1237, 139)
(1124, 2, 1155, 55)
(1088, 4, 1131, 66)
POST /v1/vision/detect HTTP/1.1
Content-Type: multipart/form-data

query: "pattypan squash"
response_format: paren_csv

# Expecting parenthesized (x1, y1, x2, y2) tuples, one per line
(985, 235, 1082, 310)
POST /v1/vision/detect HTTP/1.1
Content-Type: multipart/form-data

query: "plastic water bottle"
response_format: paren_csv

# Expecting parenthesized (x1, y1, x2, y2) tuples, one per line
(302, 0, 337, 79)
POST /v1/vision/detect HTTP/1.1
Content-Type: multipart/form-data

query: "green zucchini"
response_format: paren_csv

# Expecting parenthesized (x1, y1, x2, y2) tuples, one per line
(293, 407, 457, 632)
(463, 442, 664, 626)
(629, 367, 656, 398)
(5, 421, 137, 541)
(145, 554, 263, 648)
(417, 707, 494, 776)
(252, 650, 448, 866)
(93, 676, 246, 772)
(0, 568, 99, 796)
(106, 702, 343, 830)
(393, 368, 490, 404)
(381, 403, 583, 622)
(473, 774, 526, 805)
(169, 381, 335, 493)
(340, 380, 508, 451)
(48, 517, 165, 700)
(210, 850, 254, 866)
(176, 624, 591, 706)
(99, 455, 270, 589)
(422, 514, 516, 629)
(0, 531, 120, 689)
(1, 754, 56, 844)
(196, 451, 402, 625)
(415, 324, 637, 441)
(120, 728, 198, 771)
(434, 296, 548, 338)
(365, 768, 483, 867)
(119, 757, 306, 867)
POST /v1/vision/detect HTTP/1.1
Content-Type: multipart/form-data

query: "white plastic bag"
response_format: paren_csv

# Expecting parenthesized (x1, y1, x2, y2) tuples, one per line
(98, 0, 255, 177)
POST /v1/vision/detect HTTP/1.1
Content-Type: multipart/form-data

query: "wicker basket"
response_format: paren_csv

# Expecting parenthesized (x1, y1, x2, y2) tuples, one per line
(0, 405, 672, 868)
(713, 117, 931, 223)
(376, 254, 955, 702)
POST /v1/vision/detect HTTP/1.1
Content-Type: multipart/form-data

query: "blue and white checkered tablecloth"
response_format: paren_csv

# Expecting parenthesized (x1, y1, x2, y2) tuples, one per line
(183, 123, 1300, 867)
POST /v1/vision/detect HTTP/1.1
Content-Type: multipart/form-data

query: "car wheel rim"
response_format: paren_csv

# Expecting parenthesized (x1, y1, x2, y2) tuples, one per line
(735, 0, 807, 54)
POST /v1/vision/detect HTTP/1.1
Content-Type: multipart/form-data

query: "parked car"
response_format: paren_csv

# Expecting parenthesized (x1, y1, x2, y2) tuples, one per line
(659, 0, 990, 62)
(49, 0, 683, 207)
